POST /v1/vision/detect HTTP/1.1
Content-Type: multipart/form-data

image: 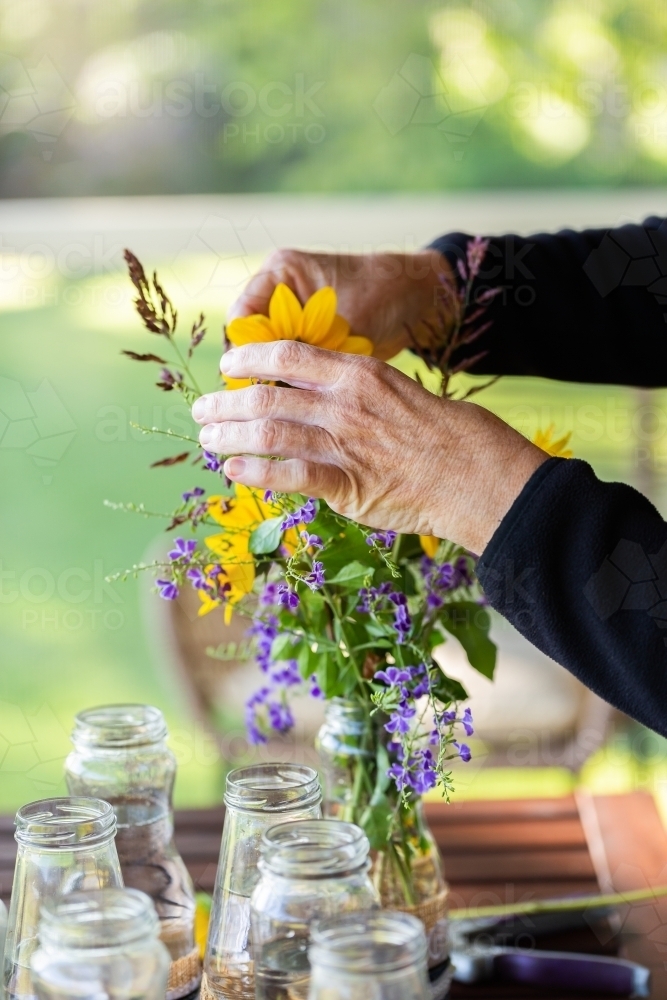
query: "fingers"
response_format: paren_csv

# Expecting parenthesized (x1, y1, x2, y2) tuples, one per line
(227, 250, 324, 322)
(223, 455, 346, 499)
(199, 418, 331, 462)
(192, 383, 322, 426)
(220, 339, 369, 388)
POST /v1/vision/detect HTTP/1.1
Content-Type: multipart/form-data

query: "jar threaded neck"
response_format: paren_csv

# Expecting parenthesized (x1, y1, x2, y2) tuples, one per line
(71, 704, 168, 749)
(15, 798, 117, 849)
(224, 763, 321, 813)
(260, 819, 370, 878)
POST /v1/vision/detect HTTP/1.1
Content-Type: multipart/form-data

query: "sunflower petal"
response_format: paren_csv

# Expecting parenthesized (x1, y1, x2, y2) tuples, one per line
(301, 287, 338, 343)
(222, 375, 254, 390)
(419, 535, 440, 558)
(314, 313, 350, 351)
(341, 335, 374, 356)
(269, 283, 302, 339)
(227, 315, 276, 345)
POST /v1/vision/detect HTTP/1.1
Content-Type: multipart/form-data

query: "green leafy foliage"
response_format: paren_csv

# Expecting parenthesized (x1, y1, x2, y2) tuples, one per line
(440, 602, 496, 680)
(249, 516, 284, 554)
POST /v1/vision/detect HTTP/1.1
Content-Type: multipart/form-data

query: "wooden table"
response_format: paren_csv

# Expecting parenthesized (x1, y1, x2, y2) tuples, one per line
(2, 791, 667, 998)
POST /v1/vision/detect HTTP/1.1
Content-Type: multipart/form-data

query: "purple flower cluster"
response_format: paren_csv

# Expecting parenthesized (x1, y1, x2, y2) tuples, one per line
(388, 744, 437, 795)
(366, 530, 397, 548)
(247, 615, 279, 672)
(357, 583, 412, 644)
(421, 555, 474, 610)
(277, 584, 300, 609)
(182, 486, 205, 502)
(281, 498, 316, 530)
(203, 450, 223, 473)
(375, 663, 431, 736)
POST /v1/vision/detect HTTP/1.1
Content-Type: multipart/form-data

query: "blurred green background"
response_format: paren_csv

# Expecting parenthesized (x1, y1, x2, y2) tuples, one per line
(3, 0, 667, 814)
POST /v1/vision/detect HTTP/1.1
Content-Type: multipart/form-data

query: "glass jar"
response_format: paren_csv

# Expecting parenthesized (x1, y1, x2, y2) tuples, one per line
(3, 797, 123, 1000)
(307, 911, 430, 1000)
(316, 701, 451, 998)
(204, 763, 322, 1000)
(65, 704, 199, 998)
(30, 888, 170, 1000)
(251, 819, 380, 1000)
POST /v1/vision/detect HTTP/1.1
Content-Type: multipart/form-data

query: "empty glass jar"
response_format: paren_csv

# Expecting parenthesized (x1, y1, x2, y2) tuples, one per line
(307, 911, 430, 1000)
(65, 704, 199, 998)
(30, 888, 170, 1000)
(3, 797, 123, 1000)
(251, 819, 380, 1000)
(204, 763, 322, 1000)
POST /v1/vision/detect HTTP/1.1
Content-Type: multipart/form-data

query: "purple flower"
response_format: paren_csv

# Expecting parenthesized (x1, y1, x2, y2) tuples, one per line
(281, 498, 317, 530)
(387, 763, 408, 790)
(366, 530, 397, 548)
(157, 578, 179, 601)
(305, 561, 325, 591)
(203, 450, 223, 473)
(392, 603, 412, 643)
(267, 701, 294, 733)
(309, 674, 324, 699)
(462, 707, 474, 736)
(247, 724, 267, 745)
(441, 710, 456, 724)
(301, 532, 323, 550)
(264, 490, 274, 502)
(454, 741, 472, 763)
(186, 567, 210, 592)
(374, 666, 411, 686)
(182, 486, 205, 502)
(270, 659, 301, 687)
(277, 584, 300, 609)
(168, 537, 197, 562)
(260, 581, 281, 607)
(384, 703, 416, 735)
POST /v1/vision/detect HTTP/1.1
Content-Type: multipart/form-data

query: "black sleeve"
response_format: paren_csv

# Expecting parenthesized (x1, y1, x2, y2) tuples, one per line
(431, 216, 667, 388)
(477, 457, 667, 738)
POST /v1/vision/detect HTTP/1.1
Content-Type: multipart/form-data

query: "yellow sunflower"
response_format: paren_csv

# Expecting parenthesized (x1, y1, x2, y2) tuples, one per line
(201, 486, 297, 621)
(533, 425, 573, 458)
(224, 283, 373, 388)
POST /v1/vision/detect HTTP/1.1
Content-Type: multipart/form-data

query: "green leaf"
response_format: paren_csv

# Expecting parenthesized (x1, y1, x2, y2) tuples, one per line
(360, 793, 392, 850)
(248, 516, 283, 554)
(430, 668, 469, 704)
(271, 633, 297, 660)
(329, 560, 374, 588)
(316, 656, 340, 699)
(440, 602, 496, 679)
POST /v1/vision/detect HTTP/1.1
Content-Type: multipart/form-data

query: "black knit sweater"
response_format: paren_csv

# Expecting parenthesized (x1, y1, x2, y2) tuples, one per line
(432, 218, 667, 736)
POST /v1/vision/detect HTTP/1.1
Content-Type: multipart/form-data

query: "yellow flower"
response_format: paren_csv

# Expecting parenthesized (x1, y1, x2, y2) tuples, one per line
(533, 425, 573, 458)
(200, 486, 297, 622)
(419, 535, 440, 558)
(224, 283, 373, 388)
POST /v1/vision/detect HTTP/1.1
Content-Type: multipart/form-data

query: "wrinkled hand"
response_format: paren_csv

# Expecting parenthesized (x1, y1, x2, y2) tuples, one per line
(192, 342, 546, 554)
(227, 249, 452, 361)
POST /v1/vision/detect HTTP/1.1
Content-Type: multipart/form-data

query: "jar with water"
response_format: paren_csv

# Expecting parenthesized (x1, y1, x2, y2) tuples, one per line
(204, 763, 322, 1000)
(251, 819, 380, 1000)
(65, 704, 200, 999)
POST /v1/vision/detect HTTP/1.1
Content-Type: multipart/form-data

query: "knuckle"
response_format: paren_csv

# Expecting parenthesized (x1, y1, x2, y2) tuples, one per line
(271, 339, 302, 371)
(248, 383, 274, 418)
(255, 419, 281, 454)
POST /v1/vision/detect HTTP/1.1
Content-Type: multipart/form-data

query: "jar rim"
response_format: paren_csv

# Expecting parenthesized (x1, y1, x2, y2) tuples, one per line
(260, 819, 370, 878)
(224, 763, 321, 813)
(39, 888, 160, 949)
(71, 704, 167, 748)
(309, 910, 428, 973)
(15, 797, 117, 849)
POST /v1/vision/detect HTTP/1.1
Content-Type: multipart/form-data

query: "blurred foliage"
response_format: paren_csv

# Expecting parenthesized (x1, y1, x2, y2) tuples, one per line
(2, 0, 667, 196)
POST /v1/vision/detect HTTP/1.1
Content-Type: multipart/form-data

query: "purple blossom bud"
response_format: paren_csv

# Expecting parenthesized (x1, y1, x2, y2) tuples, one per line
(309, 674, 324, 699)
(462, 707, 474, 736)
(264, 490, 274, 502)
(168, 537, 197, 562)
(301, 532, 323, 550)
(305, 561, 325, 591)
(277, 584, 300, 609)
(270, 659, 301, 687)
(454, 741, 472, 763)
(203, 450, 223, 473)
(281, 498, 317, 530)
(182, 486, 205, 502)
(157, 578, 179, 601)
(267, 701, 294, 733)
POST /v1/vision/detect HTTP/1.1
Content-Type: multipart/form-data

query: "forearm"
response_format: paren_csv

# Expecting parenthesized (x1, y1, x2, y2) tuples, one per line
(478, 457, 667, 737)
(431, 216, 667, 387)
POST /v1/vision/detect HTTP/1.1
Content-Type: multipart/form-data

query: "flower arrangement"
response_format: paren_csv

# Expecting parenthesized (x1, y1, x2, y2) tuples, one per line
(112, 242, 502, 904)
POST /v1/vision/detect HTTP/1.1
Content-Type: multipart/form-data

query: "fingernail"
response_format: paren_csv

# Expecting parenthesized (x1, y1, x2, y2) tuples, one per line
(192, 396, 207, 421)
(199, 424, 216, 446)
(225, 457, 246, 477)
(220, 348, 238, 374)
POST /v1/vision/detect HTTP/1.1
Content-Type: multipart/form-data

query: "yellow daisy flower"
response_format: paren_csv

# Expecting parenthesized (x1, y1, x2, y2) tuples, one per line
(419, 535, 440, 559)
(201, 486, 297, 621)
(224, 283, 373, 388)
(533, 425, 573, 458)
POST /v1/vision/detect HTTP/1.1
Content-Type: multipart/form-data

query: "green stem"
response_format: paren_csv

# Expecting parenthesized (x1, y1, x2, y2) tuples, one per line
(387, 841, 416, 907)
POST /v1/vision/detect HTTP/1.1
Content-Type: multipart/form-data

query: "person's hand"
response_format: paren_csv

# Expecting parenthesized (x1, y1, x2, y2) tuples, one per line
(192, 342, 547, 554)
(227, 249, 452, 361)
